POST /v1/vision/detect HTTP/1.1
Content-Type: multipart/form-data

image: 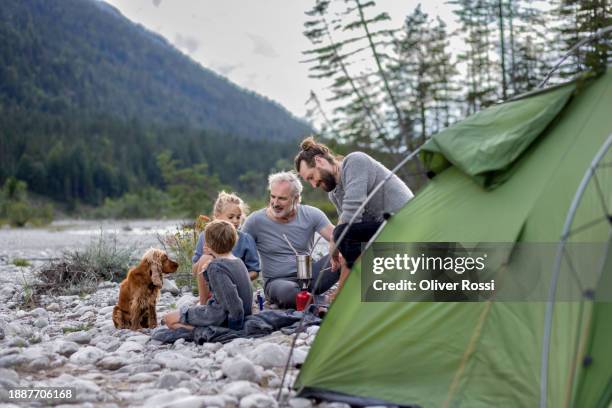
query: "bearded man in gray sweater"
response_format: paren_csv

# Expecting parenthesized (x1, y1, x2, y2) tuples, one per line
(295, 137, 414, 299)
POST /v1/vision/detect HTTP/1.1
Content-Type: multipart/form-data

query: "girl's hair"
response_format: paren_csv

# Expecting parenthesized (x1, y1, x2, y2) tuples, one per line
(213, 191, 249, 218)
(294, 136, 341, 172)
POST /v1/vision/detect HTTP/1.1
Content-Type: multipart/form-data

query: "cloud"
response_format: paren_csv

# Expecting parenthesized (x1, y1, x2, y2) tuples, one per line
(174, 33, 200, 54)
(151, 0, 162, 7)
(246, 33, 278, 58)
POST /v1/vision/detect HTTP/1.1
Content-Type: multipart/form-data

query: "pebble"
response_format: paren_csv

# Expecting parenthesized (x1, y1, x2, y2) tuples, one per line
(34, 317, 49, 328)
(66, 330, 92, 344)
(240, 393, 279, 408)
(96, 356, 126, 370)
(53, 340, 80, 357)
(222, 380, 262, 399)
(69, 346, 105, 365)
(221, 356, 258, 382)
(248, 343, 289, 368)
(46, 302, 61, 312)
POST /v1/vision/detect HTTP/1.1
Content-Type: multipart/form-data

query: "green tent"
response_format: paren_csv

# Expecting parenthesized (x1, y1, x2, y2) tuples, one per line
(295, 70, 612, 407)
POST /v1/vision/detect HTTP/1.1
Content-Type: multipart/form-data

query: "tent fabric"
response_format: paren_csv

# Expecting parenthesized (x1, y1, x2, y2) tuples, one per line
(420, 82, 575, 189)
(295, 70, 611, 407)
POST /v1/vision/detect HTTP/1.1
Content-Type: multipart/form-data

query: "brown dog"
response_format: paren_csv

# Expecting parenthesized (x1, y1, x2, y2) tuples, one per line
(112, 248, 178, 330)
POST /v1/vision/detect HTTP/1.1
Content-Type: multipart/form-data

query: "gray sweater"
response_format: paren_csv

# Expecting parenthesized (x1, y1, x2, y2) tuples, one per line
(329, 152, 414, 224)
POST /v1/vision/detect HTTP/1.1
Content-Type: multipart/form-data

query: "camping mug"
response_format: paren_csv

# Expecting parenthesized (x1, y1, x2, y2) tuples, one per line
(296, 254, 312, 280)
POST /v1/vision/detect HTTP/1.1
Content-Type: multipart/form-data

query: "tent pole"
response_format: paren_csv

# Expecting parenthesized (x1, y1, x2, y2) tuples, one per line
(537, 26, 612, 89)
(540, 134, 612, 408)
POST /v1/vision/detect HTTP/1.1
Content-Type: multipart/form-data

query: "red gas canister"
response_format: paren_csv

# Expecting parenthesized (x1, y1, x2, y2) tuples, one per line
(295, 290, 312, 311)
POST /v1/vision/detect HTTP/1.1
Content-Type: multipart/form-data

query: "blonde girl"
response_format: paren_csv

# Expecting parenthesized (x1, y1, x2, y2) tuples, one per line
(191, 191, 259, 304)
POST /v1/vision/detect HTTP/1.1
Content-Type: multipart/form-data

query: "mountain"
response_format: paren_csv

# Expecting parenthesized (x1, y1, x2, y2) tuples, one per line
(0, 0, 311, 140)
(0, 0, 312, 208)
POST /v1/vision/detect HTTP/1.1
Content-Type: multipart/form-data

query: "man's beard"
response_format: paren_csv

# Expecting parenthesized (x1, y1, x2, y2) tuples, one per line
(270, 200, 297, 219)
(319, 169, 337, 192)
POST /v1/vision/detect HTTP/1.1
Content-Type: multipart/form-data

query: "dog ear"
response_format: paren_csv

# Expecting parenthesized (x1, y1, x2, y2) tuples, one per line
(149, 254, 163, 287)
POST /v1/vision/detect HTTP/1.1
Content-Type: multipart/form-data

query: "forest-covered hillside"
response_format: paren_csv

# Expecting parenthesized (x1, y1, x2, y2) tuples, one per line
(0, 0, 311, 213)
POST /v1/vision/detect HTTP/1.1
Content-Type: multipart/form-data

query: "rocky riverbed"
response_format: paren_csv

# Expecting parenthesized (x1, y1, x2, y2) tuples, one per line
(0, 220, 343, 408)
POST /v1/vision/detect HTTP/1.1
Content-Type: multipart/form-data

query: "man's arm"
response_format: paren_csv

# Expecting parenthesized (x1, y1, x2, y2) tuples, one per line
(339, 153, 370, 224)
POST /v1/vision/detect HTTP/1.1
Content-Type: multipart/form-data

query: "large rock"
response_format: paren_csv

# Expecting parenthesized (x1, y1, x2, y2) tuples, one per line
(162, 279, 180, 296)
(239, 393, 279, 408)
(248, 343, 289, 369)
(176, 293, 198, 310)
(221, 356, 258, 382)
(53, 340, 80, 357)
(222, 381, 262, 400)
(154, 351, 195, 371)
(116, 341, 144, 354)
(166, 395, 226, 407)
(96, 356, 126, 370)
(65, 330, 92, 344)
(69, 346, 105, 365)
(142, 388, 191, 407)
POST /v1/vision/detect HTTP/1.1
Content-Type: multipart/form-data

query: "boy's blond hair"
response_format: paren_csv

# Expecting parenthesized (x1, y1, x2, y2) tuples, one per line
(213, 191, 249, 220)
(204, 219, 237, 254)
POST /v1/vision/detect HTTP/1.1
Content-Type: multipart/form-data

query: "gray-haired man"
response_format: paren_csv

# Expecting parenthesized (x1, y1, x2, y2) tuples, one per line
(242, 171, 339, 308)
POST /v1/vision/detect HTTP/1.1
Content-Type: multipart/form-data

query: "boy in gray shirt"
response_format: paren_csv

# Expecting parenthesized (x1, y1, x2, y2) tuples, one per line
(163, 220, 252, 330)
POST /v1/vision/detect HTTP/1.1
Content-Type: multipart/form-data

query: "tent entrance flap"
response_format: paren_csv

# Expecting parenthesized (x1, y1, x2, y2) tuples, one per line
(421, 82, 575, 188)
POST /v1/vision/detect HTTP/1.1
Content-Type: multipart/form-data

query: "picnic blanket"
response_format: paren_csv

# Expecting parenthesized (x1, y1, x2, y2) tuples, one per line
(151, 309, 322, 344)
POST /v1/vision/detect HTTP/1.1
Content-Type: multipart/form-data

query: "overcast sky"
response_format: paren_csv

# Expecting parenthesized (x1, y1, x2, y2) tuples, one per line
(103, 0, 457, 120)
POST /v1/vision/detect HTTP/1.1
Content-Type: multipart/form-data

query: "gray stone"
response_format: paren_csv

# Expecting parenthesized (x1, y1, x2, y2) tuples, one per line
(248, 343, 289, 369)
(162, 279, 180, 296)
(289, 398, 313, 408)
(0, 354, 29, 368)
(176, 293, 197, 310)
(46, 302, 61, 312)
(53, 340, 80, 357)
(239, 393, 278, 408)
(79, 311, 95, 321)
(69, 346, 104, 365)
(33, 317, 49, 328)
(25, 356, 52, 371)
(91, 336, 120, 352)
(167, 395, 226, 408)
(221, 356, 257, 382)
(6, 337, 26, 348)
(30, 307, 48, 318)
(222, 381, 262, 400)
(155, 372, 181, 389)
(128, 373, 158, 383)
(154, 351, 195, 371)
(292, 347, 309, 366)
(142, 388, 191, 407)
(118, 363, 162, 374)
(126, 334, 150, 345)
(98, 305, 115, 315)
(223, 338, 251, 357)
(96, 356, 126, 370)
(116, 341, 144, 354)
(0, 326, 4, 340)
(66, 330, 92, 344)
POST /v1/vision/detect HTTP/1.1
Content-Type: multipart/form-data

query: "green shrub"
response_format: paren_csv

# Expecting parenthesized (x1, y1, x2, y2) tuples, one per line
(12, 258, 30, 267)
(34, 231, 134, 296)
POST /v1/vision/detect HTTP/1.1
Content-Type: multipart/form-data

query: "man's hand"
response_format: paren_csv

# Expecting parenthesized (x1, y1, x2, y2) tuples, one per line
(329, 240, 341, 272)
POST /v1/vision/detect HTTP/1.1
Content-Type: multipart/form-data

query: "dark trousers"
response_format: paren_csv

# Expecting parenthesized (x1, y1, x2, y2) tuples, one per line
(333, 222, 382, 268)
